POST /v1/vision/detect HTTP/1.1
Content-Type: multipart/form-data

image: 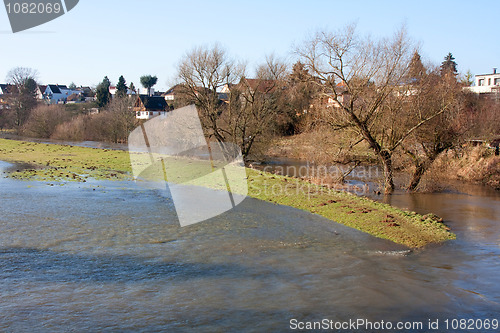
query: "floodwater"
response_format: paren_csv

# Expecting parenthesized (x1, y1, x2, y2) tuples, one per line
(0, 133, 128, 151)
(0, 159, 499, 332)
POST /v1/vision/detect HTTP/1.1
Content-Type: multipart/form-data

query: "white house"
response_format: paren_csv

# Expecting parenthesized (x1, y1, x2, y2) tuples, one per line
(467, 68, 500, 94)
(133, 95, 170, 120)
(36, 85, 47, 100)
(138, 87, 155, 96)
(109, 86, 136, 97)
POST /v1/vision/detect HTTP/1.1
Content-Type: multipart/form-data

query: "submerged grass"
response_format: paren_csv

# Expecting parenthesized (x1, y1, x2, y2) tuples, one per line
(0, 138, 131, 181)
(245, 169, 455, 248)
(0, 138, 455, 248)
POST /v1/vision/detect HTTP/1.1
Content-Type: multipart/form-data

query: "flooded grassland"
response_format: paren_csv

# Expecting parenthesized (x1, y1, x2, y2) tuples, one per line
(0, 138, 499, 331)
(0, 138, 454, 248)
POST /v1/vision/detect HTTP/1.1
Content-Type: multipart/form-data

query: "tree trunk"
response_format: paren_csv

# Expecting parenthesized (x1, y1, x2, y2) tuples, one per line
(407, 162, 426, 192)
(379, 150, 395, 194)
(407, 153, 440, 192)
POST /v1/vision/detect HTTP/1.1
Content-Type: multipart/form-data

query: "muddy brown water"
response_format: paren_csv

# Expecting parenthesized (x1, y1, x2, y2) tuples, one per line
(0, 156, 499, 332)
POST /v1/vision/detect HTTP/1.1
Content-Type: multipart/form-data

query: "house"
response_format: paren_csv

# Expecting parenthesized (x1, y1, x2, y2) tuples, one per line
(239, 78, 278, 94)
(44, 84, 64, 103)
(0, 84, 17, 111)
(218, 78, 279, 105)
(109, 86, 136, 97)
(305, 81, 350, 112)
(44, 84, 83, 104)
(467, 68, 500, 95)
(162, 84, 222, 106)
(219, 83, 233, 94)
(0, 91, 13, 110)
(0, 84, 17, 95)
(0, 96, 9, 110)
(138, 87, 156, 96)
(162, 84, 184, 101)
(66, 93, 84, 104)
(133, 95, 170, 120)
(80, 86, 96, 102)
(36, 85, 47, 100)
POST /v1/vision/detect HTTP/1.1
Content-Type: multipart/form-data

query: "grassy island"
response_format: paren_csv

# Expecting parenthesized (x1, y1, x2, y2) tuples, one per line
(0, 138, 455, 248)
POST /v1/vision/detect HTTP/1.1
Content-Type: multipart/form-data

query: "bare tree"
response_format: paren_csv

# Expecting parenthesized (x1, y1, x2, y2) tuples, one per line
(106, 96, 138, 143)
(285, 61, 320, 133)
(296, 25, 448, 194)
(402, 69, 470, 191)
(223, 56, 288, 157)
(176, 46, 290, 159)
(176, 44, 243, 146)
(5, 67, 39, 129)
(6, 67, 39, 88)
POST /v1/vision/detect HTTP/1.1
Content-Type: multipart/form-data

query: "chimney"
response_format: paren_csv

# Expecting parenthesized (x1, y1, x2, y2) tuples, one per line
(494, 68, 497, 74)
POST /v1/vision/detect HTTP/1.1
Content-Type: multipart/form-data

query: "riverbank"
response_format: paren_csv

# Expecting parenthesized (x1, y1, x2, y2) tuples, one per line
(0, 138, 455, 248)
(267, 132, 500, 191)
(430, 146, 500, 190)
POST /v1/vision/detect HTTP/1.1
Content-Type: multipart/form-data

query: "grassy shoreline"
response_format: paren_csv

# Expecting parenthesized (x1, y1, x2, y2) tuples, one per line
(0, 138, 455, 248)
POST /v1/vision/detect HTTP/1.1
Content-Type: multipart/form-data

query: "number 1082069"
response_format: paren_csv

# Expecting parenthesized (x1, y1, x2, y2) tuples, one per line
(5, 2, 62, 14)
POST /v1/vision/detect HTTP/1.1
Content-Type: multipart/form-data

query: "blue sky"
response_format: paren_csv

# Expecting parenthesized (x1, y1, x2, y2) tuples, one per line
(1, 0, 498, 91)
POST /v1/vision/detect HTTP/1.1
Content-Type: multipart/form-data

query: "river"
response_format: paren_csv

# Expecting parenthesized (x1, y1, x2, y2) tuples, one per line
(0, 156, 499, 332)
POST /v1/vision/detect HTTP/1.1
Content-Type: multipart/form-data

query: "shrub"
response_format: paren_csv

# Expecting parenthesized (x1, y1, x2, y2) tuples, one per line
(51, 97, 138, 143)
(20, 105, 70, 138)
(51, 114, 87, 141)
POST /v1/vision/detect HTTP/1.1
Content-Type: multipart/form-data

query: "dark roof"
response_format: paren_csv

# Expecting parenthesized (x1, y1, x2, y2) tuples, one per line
(80, 86, 94, 97)
(218, 92, 229, 101)
(48, 84, 61, 94)
(38, 85, 47, 93)
(0, 84, 18, 94)
(137, 95, 168, 111)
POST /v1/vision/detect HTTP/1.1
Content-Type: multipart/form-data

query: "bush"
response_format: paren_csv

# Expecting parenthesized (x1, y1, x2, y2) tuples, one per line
(20, 105, 70, 138)
(51, 114, 87, 141)
(51, 97, 138, 143)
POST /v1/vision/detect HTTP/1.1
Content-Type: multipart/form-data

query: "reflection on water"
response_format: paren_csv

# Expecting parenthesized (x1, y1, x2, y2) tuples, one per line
(0, 161, 499, 331)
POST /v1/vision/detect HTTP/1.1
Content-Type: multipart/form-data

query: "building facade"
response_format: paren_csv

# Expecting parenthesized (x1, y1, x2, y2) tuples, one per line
(468, 68, 500, 94)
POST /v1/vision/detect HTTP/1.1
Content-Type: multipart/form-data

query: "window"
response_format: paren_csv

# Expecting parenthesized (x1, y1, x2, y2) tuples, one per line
(488, 78, 491, 86)
(495, 78, 500, 86)
(478, 79, 484, 86)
